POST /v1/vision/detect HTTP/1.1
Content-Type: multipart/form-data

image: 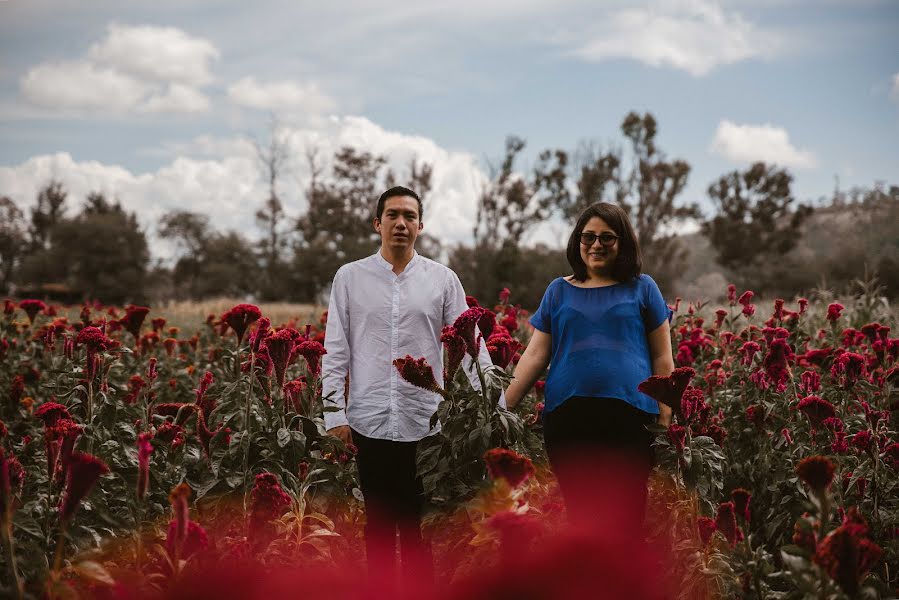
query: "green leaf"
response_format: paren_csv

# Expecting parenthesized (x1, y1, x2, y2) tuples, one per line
(277, 427, 290, 448)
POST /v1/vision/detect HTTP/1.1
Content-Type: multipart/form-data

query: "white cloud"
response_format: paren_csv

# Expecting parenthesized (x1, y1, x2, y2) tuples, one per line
(0, 117, 490, 260)
(20, 60, 149, 112)
(19, 23, 217, 115)
(227, 77, 337, 116)
(141, 84, 210, 114)
(88, 23, 219, 86)
(710, 120, 816, 168)
(564, 0, 777, 76)
(890, 72, 899, 103)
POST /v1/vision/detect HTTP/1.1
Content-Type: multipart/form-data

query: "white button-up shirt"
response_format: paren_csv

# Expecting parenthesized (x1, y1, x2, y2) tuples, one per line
(322, 251, 499, 441)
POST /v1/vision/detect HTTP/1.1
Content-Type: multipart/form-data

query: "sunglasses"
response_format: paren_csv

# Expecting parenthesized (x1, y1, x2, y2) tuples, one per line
(579, 232, 619, 248)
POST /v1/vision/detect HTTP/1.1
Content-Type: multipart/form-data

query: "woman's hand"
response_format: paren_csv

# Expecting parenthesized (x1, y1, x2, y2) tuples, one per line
(504, 329, 551, 409)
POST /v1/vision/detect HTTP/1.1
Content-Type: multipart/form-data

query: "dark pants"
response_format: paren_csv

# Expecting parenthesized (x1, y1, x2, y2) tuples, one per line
(351, 429, 433, 583)
(542, 397, 657, 529)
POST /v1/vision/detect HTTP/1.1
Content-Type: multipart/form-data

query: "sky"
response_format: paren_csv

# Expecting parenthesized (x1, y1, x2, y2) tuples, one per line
(1, 0, 897, 260)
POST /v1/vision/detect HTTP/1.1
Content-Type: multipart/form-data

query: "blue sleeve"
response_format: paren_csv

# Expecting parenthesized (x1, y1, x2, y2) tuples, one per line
(529, 279, 556, 333)
(641, 275, 673, 330)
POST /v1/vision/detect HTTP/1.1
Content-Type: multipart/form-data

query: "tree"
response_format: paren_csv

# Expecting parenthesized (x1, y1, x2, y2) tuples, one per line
(28, 180, 68, 251)
(704, 162, 812, 274)
(254, 121, 293, 300)
(0, 196, 27, 294)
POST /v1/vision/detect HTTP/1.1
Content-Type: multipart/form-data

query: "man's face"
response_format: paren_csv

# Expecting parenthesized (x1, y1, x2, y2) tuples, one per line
(375, 195, 422, 251)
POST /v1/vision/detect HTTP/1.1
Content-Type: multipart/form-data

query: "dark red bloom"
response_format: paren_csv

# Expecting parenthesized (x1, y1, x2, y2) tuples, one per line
(168, 483, 192, 554)
(800, 370, 821, 393)
(726, 284, 737, 305)
(714, 502, 742, 546)
(793, 517, 817, 554)
(18, 299, 47, 323)
(283, 377, 308, 414)
(295, 339, 327, 378)
(797, 455, 836, 496)
(478, 310, 497, 339)
(249, 472, 291, 544)
(34, 401, 72, 427)
(679, 386, 708, 424)
(454, 306, 488, 358)
(1, 448, 25, 517)
(798, 395, 836, 429)
(263, 328, 300, 389)
(666, 424, 687, 452)
(166, 520, 208, 559)
(826, 303, 845, 322)
(249, 317, 272, 354)
(465, 295, 480, 308)
(441, 326, 467, 381)
(745, 404, 766, 429)
(850, 430, 873, 454)
(831, 352, 867, 389)
(697, 517, 717, 545)
(882, 442, 899, 471)
(486, 334, 522, 369)
(119, 305, 150, 339)
(636, 367, 695, 420)
(59, 451, 109, 523)
(221, 303, 262, 345)
(393, 355, 443, 394)
(484, 448, 535, 488)
(137, 432, 153, 500)
(499, 288, 511, 304)
(814, 520, 883, 597)
(738, 341, 760, 366)
(731, 488, 751, 523)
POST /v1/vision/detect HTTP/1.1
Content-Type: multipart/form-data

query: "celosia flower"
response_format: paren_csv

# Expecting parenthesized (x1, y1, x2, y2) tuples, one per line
(283, 377, 308, 414)
(796, 455, 835, 496)
(478, 310, 497, 339)
(813, 521, 883, 597)
(850, 430, 873, 454)
(151, 317, 167, 332)
(738, 341, 760, 366)
(168, 483, 192, 555)
(745, 405, 766, 429)
(731, 488, 751, 523)
(826, 303, 844, 322)
(137, 432, 153, 500)
(666, 424, 687, 452)
(802, 347, 833, 367)
(680, 386, 708, 424)
(793, 517, 817, 554)
(798, 395, 836, 429)
(249, 472, 291, 543)
(119, 305, 150, 340)
(483, 448, 535, 488)
(51, 419, 83, 484)
(18, 299, 47, 323)
(295, 339, 327, 378)
(800, 370, 821, 393)
(441, 326, 467, 380)
(249, 317, 272, 354)
(715, 502, 742, 546)
(166, 520, 208, 559)
(454, 306, 488, 358)
(727, 285, 737, 305)
(637, 367, 695, 420)
(393, 355, 443, 395)
(59, 451, 109, 523)
(465, 295, 480, 308)
(195, 371, 214, 406)
(534, 381, 545, 396)
(499, 288, 511, 304)
(262, 328, 299, 389)
(692, 517, 715, 547)
(486, 334, 522, 369)
(882, 442, 899, 471)
(501, 306, 519, 333)
(34, 401, 72, 427)
(831, 352, 867, 389)
(762, 338, 794, 386)
(1, 448, 26, 518)
(221, 303, 262, 345)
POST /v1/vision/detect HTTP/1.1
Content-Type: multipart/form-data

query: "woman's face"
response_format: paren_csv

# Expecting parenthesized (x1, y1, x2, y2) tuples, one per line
(579, 216, 619, 277)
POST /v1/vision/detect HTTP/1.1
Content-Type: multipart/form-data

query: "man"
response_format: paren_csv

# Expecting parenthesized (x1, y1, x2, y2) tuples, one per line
(321, 186, 498, 581)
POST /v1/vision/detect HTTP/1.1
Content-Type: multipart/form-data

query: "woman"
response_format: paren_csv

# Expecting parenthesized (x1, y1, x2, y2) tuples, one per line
(504, 202, 674, 526)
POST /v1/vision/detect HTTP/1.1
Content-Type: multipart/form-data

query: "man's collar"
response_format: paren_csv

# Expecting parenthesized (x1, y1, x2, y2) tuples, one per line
(373, 249, 419, 272)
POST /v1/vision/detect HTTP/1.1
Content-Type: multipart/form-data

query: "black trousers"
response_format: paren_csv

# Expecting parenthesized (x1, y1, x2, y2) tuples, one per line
(351, 429, 433, 582)
(542, 397, 657, 529)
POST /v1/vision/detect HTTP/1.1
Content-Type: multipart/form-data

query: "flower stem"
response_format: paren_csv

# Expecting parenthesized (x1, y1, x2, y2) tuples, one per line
(1, 517, 23, 600)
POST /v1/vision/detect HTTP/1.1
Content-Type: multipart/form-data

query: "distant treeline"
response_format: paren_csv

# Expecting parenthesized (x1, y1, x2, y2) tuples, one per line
(2, 112, 897, 308)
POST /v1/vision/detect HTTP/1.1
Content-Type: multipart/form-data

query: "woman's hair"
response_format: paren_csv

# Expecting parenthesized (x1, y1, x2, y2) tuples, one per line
(566, 202, 642, 282)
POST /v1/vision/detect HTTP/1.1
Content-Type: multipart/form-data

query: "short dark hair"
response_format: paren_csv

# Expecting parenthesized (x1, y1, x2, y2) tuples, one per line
(376, 186, 422, 220)
(566, 202, 642, 282)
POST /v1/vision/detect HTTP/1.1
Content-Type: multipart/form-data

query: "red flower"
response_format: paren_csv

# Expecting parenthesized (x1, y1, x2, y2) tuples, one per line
(283, 377, 308, 414)
(534, 380, 546, 396)
(715, 502, 742, 546)
(249, 317, 272, 354)
(697, 517, 717, 545)
(263, 328, 300, 389)
(166, 520, 208, 559)
(800, 370, 821, 393)
(393, 355, 443, 394)
(151, 317, 167, 332)
(454, 306, 488, 358)
(745, 404, 766, 429)
(814, 521, 883, 597)
(666, 424, 687, 452)
(499, 288, 511, 304)
(18, 299, 47, 323)
(478, 310, 497, 339)
(486, 334, 522, 369)
(295, 339, 327, 378)
(465, 295, 480, 308)
(730, 488, 751, 523)
(59, 451, 109, 523)
(793, 517, 817, 554)
(119, 305, 150, 339)
(168, 483, 192, 554)
(34, 401, 72, 427)
(738, 341, 760, 366)
(850, 430, 873, 454)
(831, 352, 867, 388)
(826, 303, 844, 322)
(483, 448, 535, 488)
(762, 338, 794, 385)
(137, 432, 153, 500)
(802, 347, 833, 367)
(249, 473, 291, 544)
(882, 442, 899, 471)
(796, 455, 835, 496)
(637, 367, 695, 420)
(221, 303, 262, 345)
(797, 395, 836, 429)
(1, 448, 26, 517)
(441, 326, 467, 381)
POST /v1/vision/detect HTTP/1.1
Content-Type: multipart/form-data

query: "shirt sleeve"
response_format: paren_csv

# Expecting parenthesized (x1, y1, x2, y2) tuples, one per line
(444, 270, 506, 408)
(641, 275, 673, 331)
(321, 266, 351, 431)
(528, 279, 555, 333)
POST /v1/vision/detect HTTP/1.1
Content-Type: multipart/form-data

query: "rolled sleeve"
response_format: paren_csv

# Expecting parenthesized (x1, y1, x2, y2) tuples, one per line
(322, 268, 351, 431)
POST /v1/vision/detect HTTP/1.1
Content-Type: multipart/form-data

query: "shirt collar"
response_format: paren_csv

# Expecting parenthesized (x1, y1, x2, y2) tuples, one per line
(373, 249, 419, 273)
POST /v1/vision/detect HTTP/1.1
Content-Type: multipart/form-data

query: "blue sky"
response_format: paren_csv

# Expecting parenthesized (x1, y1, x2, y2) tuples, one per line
(1, 0, 897, 255)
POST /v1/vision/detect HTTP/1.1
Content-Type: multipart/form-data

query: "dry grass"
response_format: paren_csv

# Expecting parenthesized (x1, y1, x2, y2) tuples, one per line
(156, 298, 323, 330)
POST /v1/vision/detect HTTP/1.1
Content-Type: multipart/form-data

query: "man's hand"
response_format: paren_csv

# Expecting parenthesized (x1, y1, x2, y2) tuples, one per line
(327, 425, 353, 445)
(657, 405, 673, 428)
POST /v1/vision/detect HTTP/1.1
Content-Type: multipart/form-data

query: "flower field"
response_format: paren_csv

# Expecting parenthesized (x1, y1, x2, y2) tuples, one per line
(1, 283, 898, 599)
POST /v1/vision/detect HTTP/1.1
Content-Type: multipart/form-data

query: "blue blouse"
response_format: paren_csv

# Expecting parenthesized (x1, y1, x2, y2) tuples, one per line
(529, 274, 673, 415)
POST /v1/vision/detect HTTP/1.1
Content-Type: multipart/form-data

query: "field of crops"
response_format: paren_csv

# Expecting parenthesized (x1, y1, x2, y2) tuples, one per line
(1, 283, 897, 599)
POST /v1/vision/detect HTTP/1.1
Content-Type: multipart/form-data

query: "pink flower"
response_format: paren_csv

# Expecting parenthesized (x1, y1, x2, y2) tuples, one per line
(484, 448, 535, 488)
(59, 452, 109, 523)
(763, 338, 794, 386)
(34, 402, 72, 427)
(283, 377, 308, 414)
(798, 298, 809, 314)
(499, 288, 511, 304)
(727, 285, 737, 305)
(137, 432, 153, 500)
(800, 370, 821, 393)
(486, 334, 522, 369)
(830, 352, 867, 389)
(772, 299, 785, 321)
(249, 473, 291, 545)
